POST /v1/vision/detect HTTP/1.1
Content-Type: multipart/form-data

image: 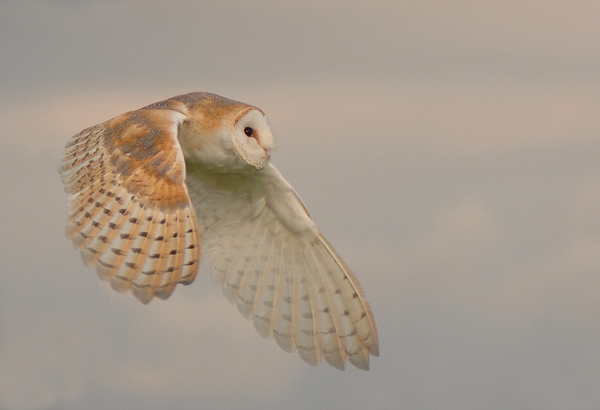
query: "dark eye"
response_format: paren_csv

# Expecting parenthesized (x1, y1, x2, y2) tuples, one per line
(244, 127, 253, 137)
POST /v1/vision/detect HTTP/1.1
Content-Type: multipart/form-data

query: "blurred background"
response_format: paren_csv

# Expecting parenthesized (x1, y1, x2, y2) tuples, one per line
(1, 1, 600, 409)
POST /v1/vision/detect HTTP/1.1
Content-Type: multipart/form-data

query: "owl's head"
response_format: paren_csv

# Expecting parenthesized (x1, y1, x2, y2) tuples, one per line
(174, 93, 275, 173)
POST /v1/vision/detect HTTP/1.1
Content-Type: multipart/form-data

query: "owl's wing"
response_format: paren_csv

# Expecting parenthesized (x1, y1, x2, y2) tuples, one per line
(58, 109, 200, 303)
(186, 163, 379, 370)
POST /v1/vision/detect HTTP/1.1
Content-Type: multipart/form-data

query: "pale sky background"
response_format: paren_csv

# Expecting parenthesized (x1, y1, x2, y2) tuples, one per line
(1, 1, 600, 409)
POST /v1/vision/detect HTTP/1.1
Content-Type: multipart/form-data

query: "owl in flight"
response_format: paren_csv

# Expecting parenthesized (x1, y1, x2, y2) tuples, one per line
(58, 92, 378, 370)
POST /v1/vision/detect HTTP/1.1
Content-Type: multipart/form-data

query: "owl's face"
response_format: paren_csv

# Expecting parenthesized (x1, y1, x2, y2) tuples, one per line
(230, 107, 274, 170)
(180, 105, 275, 173)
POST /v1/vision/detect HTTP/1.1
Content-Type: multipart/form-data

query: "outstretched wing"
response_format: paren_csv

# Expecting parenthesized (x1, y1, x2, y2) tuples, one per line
(186, 163, 379, 370)
(58, 109, 200, 303)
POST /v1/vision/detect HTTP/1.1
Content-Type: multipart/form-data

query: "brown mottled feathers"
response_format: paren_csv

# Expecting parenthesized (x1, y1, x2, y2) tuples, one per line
(58, 92, 378, 370)
(58, 109, 200, 303)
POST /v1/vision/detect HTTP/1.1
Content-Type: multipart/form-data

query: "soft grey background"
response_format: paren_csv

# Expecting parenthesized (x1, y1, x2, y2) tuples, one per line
(1, 1, 600, 409)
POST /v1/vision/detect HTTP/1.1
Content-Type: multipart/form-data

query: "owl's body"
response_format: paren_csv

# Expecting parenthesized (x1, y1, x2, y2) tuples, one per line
(59, 92, 378, 370)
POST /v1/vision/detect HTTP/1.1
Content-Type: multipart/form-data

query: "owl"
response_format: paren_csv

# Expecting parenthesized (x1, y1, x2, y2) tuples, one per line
(58, 92, 379, 370)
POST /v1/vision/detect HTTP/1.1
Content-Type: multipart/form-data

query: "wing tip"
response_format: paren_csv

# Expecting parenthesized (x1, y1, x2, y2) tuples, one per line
(154, 284, 176, 300)
(131, 286, 155, 304)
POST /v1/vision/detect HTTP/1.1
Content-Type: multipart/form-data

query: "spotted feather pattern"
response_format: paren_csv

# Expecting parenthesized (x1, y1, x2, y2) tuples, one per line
(187, 163, 379, 370)
(58, 110, 200, 303)
(58, 92, 378, 370)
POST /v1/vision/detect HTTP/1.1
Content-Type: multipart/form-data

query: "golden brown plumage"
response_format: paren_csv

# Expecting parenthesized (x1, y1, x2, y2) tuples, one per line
(59, 92, 378, 369)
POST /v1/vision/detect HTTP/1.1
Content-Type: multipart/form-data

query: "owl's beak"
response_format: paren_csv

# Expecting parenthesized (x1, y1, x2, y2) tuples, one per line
(265, 149, 271, 160)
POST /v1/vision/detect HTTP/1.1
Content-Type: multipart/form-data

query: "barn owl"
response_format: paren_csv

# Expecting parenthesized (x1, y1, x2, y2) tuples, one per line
(58, 92, 378, 370)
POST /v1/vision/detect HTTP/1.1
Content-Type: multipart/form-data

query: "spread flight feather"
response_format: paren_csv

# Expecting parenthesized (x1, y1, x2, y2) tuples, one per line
(58, 92, 378, 370)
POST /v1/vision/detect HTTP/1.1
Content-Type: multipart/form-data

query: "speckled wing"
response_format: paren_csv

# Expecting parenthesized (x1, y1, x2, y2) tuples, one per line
(186, 163, 379, 370)
(58, 109, 200, 303)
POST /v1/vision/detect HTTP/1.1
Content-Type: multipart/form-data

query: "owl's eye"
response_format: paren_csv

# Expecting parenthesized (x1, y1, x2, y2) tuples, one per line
(244, 127, 253, 137)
